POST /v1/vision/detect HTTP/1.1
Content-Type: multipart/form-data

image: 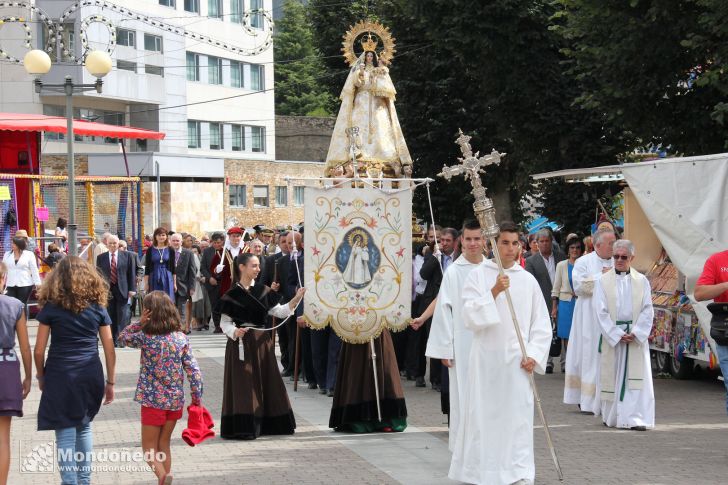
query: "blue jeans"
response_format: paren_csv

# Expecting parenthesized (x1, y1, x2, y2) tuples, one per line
(716, 344, 728, 415)
(56, 423, 93, 485)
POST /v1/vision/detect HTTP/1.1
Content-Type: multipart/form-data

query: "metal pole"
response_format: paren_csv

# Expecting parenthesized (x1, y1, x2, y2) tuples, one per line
(155, 161, 161, 228)
(64, 77, 77, 256)
(370, 338, 382, 422)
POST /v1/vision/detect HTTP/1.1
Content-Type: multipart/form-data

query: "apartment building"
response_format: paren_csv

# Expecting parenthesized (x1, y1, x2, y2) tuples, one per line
(0, 0, 321, 235)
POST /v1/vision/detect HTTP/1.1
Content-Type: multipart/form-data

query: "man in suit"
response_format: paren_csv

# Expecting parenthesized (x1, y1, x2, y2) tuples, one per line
(96, 234, 136, 346)
(525, 228, 566, 373)
(265, 231, 292, 373)
(411, 227, 458, 390)
(200, 231, 225, 332)
(118, 239, 144, 322)
(170, 233, 196, 325)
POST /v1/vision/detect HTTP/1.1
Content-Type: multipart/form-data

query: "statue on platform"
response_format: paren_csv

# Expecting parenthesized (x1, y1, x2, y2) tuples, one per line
(324, 21, 412, 179)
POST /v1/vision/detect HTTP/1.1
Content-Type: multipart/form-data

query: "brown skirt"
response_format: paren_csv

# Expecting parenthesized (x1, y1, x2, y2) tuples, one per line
(329, 329, 407, 430)
(221, 330, 296, 439)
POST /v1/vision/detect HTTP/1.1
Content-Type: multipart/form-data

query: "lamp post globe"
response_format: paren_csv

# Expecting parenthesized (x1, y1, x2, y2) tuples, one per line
(23, 49, 52, 75)
(84, 50, 112, 78)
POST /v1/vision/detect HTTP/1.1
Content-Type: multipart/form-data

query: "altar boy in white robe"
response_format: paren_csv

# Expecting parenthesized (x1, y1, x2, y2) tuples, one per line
(424, 219, 485, 451)
(449, 222, 552, 485)
(594, 240, 655, 430)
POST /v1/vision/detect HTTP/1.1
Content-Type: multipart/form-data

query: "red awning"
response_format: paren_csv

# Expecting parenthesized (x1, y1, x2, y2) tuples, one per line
(0, 112, 165, 140)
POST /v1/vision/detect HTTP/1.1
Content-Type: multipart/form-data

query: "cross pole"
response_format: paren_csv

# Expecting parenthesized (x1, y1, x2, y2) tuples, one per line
(438, 129, 564, 481)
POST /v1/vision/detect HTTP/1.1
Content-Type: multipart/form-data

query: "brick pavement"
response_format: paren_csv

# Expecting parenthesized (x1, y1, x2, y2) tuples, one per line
(7, 322, 728, 484)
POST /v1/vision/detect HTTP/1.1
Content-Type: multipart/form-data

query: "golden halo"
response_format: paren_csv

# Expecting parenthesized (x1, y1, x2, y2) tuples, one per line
(346, 229, 370, 248)
(341, 20, 396, 67)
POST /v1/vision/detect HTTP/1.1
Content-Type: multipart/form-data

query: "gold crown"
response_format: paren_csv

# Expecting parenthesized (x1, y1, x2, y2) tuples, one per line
(360, 33, 378, 52)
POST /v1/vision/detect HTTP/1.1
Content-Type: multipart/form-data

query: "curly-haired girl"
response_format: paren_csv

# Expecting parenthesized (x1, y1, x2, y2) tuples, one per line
(33, 256, 116, 485)
(119, 291, 203, 485)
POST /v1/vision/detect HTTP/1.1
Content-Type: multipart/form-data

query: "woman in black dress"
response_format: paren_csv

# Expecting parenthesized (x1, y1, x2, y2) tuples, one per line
(219, 253, 305, 440)
(34, 256, 116, 485)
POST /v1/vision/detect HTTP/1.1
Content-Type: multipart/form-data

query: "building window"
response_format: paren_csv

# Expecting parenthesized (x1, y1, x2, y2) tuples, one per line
(159, 0, 175, 7)
(251, 126, 265, 152)
(145, 64, 164, 76)
(275, 186, 287, 207)
(250, 0, 263, 28)
(117, 28, 136, 47)
(232, 125, 243, 151)
(253, 185, 269, 208)
(230, 61, 242, 88)
(209, 122, 223, 150)
(117, 60, 136, 72)
(250, 64, 264, 90)
(293, 186, 305, 206)
(208, 56, 222, 84)
(208, 0, 223, 19)
(61, 23, 75, 61)
(186, 52, 200, 81)
(187, 121, 201, 148)
(144, 34, 163, 52)
(229, 184, 246, 207)
(184, 0, 200, 13)
(230, 0, 243, 23)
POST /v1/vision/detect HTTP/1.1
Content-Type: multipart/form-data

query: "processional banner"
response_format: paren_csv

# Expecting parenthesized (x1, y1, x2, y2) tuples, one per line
(303, 183, 412, 343)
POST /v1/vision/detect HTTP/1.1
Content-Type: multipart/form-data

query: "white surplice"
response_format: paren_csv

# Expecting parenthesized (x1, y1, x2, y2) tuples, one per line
(449, 260, 552, 485)
(563, 251, 613, 414)
(595, 270, 655, 428)
(425, 254, 484, 451)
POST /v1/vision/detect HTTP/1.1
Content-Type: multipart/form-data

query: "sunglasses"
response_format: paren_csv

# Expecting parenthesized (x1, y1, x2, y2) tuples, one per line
(613, 255, 630, 261)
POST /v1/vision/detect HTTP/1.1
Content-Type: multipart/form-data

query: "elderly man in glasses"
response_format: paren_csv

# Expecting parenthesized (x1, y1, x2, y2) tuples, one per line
(593, 239, 654, 430)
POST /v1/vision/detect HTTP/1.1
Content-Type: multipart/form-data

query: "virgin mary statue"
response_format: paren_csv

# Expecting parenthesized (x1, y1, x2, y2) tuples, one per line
(324, 39, 412, 178)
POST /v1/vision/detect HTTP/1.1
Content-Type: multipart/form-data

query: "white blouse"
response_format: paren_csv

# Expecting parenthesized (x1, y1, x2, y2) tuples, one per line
(3, 250, 42, 287)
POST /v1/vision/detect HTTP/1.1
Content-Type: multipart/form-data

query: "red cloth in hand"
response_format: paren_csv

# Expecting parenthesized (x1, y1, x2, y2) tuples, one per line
(182, 404, 215, 446)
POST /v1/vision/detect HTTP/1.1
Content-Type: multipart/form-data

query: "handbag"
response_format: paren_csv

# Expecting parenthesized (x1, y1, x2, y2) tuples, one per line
(707, 302, 728, 346)
(549, 317, 562, 357)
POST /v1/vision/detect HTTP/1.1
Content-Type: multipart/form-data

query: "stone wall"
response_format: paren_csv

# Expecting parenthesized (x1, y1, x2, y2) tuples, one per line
(40, 154, 88, 176)
(275, 116, 335, 162)
(170, 181, 224, 236)
(224, 159, 324, 229)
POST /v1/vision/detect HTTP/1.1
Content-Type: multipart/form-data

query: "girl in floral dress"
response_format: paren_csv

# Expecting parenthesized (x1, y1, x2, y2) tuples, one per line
(119, 291, 203, 485)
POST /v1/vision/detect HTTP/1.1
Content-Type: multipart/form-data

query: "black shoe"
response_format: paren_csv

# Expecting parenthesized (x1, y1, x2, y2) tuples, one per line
(432, 383, 441, 392)
(327, 389, 334, 397)
(319, 388, 327, 395)
(308, 382, 317, 390)
(415, 377, 426, 387)
(546, 365, 554, 374)
(630, 426, 647, 431)
(213, 327, 223, 334)
(203, 325, 210, 330)
(281, 369, 293, 377)
(407, 373, 416, 381)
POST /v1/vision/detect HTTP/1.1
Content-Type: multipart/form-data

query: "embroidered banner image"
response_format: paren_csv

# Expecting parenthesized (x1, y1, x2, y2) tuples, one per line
(303, 184, 412, 343)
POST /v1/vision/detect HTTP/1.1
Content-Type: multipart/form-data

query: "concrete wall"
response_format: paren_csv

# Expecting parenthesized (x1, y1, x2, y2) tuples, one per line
(224, 159, 324, 228)
(275, 115, 335, 162)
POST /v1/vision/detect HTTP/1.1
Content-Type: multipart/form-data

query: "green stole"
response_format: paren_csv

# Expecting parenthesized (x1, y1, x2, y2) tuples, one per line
(599, 268, 645, 402)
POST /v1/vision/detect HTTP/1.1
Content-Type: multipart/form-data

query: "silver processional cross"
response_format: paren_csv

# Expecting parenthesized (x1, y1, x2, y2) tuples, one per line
(437, 129, 504, 238)
(437, 129, 564, 481)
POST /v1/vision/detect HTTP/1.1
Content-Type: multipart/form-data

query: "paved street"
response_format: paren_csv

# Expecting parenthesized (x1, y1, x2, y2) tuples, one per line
(8, 321, 727, 485)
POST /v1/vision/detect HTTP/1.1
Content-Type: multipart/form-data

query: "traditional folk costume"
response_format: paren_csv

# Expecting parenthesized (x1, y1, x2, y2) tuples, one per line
(425, 254, 483, 451)
(595, 268, 655, 429)
(329, 328, 407, 433)
(219, 281, 296, 439)
(563, 251, 614, 414)
(449, 260, 551, 485)
(210, 232, 244, 298)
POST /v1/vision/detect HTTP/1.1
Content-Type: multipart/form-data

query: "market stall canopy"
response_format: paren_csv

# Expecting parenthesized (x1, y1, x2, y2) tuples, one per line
(0, 112, 165, 140)
(533, 153, 728, 350)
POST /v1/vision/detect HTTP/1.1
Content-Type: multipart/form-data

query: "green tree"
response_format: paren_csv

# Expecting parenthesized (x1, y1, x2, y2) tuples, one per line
(274, 0, 335, 116)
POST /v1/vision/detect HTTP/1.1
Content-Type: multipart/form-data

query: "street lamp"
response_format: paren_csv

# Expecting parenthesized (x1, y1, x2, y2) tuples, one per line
(23, 49, 112, 256)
